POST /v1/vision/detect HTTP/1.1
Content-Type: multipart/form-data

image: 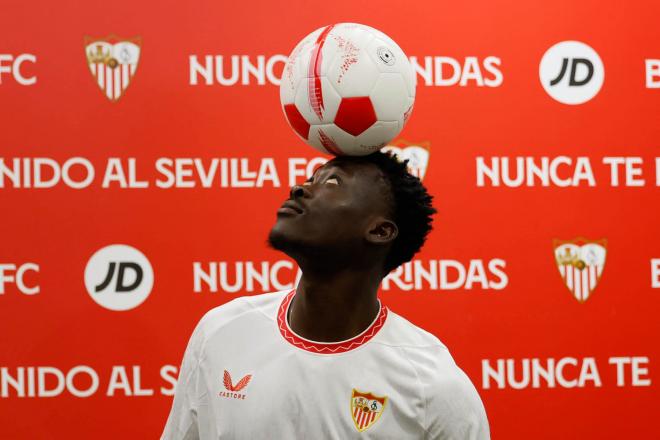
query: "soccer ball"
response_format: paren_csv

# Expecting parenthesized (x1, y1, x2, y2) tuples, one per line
(280, 23, 416, 156)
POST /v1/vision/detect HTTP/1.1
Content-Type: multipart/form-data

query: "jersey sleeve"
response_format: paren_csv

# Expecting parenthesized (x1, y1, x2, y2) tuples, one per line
(161, 317, 206, 440)
(420, 347, 490, 440)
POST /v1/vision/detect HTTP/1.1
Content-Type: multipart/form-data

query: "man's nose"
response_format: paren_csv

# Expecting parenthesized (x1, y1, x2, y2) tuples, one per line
(290, 185, 310, 199)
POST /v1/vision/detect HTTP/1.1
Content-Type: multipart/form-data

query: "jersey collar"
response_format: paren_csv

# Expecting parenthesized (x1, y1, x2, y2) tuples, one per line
(277, 289, 388, 354)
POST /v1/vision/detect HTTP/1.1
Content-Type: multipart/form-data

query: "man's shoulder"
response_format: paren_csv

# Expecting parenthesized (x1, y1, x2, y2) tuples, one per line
(380, 311, 489, 437)
(378, 309, 468, 385)
(196, 290, 289, 336)
(378, 308, 448, 351)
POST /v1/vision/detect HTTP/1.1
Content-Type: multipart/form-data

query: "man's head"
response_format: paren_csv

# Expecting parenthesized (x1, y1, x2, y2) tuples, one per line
(268, 151, 436, 277)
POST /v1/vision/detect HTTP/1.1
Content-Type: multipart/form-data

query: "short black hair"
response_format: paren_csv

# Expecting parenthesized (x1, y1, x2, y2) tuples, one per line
(328, 151, 437, 274)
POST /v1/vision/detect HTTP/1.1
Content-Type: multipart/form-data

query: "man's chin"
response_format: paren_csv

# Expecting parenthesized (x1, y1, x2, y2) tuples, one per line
(267, 227, 299, 254)
(267, 226, 318, 260)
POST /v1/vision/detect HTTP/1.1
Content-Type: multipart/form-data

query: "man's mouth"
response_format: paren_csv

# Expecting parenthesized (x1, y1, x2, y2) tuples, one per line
(277, 200, 304, 215)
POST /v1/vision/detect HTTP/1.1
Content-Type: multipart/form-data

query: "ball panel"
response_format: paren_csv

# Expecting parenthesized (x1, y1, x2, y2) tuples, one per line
(308, 124, 357, 155)
(306, 25, 342, 98)
(355, 121, 400, 154)
(281, 30, 321, 101)
(366, 38, 416, 99)
(283, 25, 340, 110)
(400, 58, 417, 99)
(294, 76, 342, 125)
(326, 32, 380, 98)
(283, 103, 311, 140)
(369, 73, 409, 121)
(364, 37, 400, 73)
(334, 96, 377, 136)
(280, 74, 301, 105)
(303, 126, 331, 155)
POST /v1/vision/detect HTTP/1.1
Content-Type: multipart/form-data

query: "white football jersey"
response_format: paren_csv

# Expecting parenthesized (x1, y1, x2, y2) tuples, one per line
(162, 290, 489, 439)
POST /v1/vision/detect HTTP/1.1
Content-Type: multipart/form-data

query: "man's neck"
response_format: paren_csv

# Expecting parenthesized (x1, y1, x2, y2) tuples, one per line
(288, 267, 383, 343)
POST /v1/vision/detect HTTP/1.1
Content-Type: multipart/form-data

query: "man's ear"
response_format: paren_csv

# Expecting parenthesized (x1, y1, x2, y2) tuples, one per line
(366, 218, 398, 245)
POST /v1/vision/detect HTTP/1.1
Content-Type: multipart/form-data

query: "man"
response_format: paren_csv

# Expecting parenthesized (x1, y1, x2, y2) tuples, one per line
(162, 151, 489, 439)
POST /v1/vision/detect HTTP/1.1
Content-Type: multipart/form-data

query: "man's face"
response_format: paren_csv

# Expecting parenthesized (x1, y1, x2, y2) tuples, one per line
(268, 159, 392, 259)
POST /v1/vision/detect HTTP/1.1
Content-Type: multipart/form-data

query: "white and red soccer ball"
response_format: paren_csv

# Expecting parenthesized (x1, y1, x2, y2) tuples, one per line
(280, 23, 416, 156)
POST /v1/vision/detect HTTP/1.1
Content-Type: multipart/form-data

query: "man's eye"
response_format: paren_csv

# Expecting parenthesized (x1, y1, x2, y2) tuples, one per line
(325, 177, 339, 185)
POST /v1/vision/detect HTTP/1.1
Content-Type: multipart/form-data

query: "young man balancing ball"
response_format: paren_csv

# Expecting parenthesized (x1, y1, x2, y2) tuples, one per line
(162, 152, 490, 439)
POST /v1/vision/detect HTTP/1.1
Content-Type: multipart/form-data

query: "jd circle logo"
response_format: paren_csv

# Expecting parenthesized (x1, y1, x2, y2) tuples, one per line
(84, 244, 154, 311)
(539, 40, 604, 105)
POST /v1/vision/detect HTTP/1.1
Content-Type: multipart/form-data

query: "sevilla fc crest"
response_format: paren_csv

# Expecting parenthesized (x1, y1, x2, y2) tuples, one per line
(350, 388, 387, 432)
(382, 140, 431, 181)
(554, 238, 607, 302)
(84, 35, 141, 102)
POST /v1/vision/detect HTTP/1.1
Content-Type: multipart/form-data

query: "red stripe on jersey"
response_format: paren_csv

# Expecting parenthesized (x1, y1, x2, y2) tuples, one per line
(278, 289, 388, 354)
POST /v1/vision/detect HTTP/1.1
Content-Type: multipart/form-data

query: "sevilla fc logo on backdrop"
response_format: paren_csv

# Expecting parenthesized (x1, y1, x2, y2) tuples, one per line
(350, 389, 387, 432)
(382, 140, 431, 181)
(84, 35, 141, 102)
(553, 238, 607, 302)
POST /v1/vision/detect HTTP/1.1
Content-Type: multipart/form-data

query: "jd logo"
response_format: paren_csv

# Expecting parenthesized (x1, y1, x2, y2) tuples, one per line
(539, 41, 604, 105)
(550, 58, 593, 86)
(84, 244, 153, 311)
(94, 262, 143, 293)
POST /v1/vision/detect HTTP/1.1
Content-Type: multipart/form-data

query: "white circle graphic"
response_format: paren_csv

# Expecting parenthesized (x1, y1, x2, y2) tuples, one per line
(84, 244, 154, 311)
(539, 40, 604, 105)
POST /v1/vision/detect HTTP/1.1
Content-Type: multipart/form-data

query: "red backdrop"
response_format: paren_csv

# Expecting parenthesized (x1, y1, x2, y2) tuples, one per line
(1, 0, 658, 438)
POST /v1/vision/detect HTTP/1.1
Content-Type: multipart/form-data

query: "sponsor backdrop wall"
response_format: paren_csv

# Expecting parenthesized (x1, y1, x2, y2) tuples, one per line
(1, 0, 658, 438)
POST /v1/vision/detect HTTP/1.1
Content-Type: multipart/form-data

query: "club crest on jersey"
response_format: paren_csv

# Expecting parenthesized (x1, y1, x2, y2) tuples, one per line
(350, 388, 387, 432)
(219, 369, 252, 400)
(382, 140, 431, 181)
(84, 35, 141, 102)
(553, 238, 607, 302)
